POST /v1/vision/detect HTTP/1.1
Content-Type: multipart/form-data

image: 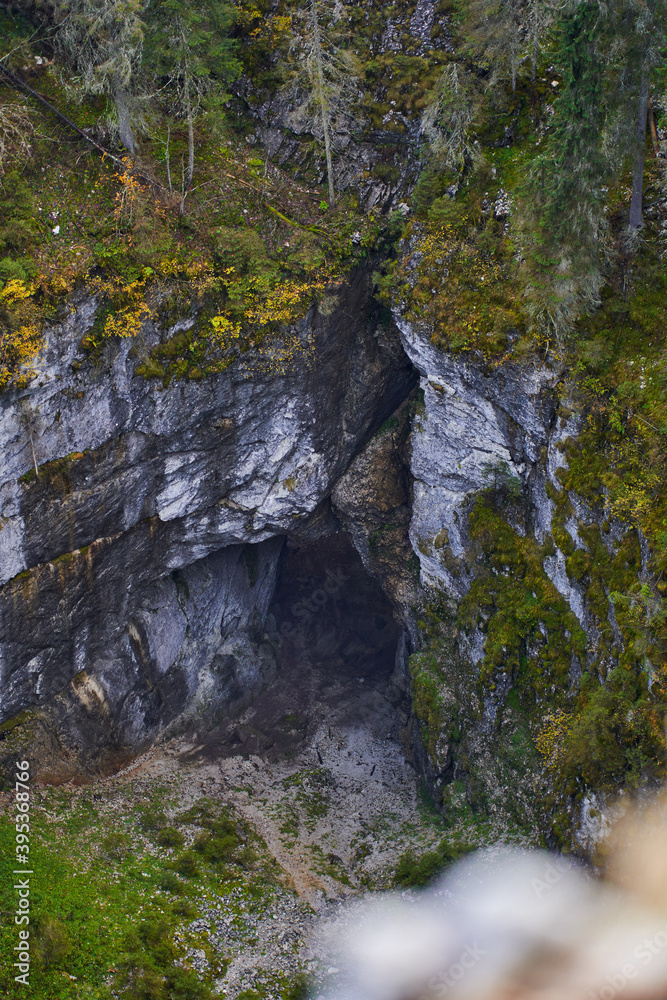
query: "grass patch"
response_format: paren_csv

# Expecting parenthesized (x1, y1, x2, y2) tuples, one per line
(0, 784, 283, 999)
(394, 838, 474, 888)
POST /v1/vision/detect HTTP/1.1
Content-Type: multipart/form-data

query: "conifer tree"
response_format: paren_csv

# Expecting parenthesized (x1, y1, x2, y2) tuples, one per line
(143, 0, 239, 196)
(421, 62, 484, 174)
(608, 0, 667, 230)
(462, 0, 555, 93)
(50, 0, 145, 153)
(524, 0, 554, 85)
(463, 0, 524, 92)
(286, 0, 360, 206)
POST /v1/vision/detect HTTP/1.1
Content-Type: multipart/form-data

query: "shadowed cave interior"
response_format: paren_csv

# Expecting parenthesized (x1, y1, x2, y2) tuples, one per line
(195, 531, 409, 764)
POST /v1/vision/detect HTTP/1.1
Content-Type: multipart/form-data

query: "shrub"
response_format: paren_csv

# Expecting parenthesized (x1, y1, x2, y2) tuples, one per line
(395, 848, 442, 887)
(562, 672, 665, 792)
(133, 917, 176, 968)
(0, 254, 36, 287)
(194, 831, 238, 863)
(283, 972, 310, 1000)
(0, 171, 36, 252)
(411, 167, 453, 216)
(394, 839, 473, 888)
(120, 961, 164, 1000)
(172, 851, 200, 878)
(177, 798, 221, 825)
(33, 916, 71, 969)
(0, 105, 34, 175)
(137, 808, 167, 833)
(157, 871, 184, 894)
(101, 830, 130, 859)
(138, 917, 171, 950)
(156, 826, 184, 849)
(166, 966, 212, 1000)
(213, 226, 274, 276)
(237, 844, 257, 867)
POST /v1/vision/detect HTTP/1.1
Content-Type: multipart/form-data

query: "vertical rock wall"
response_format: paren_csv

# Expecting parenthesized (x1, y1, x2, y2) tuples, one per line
(0, 268, 417, 777)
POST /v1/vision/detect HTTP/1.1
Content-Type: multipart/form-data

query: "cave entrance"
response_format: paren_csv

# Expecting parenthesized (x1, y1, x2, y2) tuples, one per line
(275, 531, 403, 685)
(199, 530, 408, 762)
(189, 531, 419, 901)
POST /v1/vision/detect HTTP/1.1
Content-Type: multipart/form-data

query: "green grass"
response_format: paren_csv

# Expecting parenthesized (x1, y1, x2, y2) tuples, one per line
(394, 837, 474, 888)
(0, 808, 150, 998)
(0, 787, 286, 999)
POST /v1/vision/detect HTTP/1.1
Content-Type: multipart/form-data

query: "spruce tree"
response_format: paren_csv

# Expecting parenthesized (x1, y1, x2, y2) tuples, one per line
(607, 0, 667, 230)
(286, 0, 360, 206)
(143, 0, 239, 197)
(50, 0, 145, 153)
(463, 0, 524, 93)
(420, 62, 485, 175)
(525, 0, 554, 85)
(461, 0, 555, 93)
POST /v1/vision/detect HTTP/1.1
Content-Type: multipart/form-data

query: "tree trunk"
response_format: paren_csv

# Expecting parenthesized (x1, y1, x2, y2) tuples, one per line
(531, 24, 538, 84)
(165, 124, 172, 191)
(112, 74, 136, 155)
(629, 64, 650, 229)
(321, 103, 335, 207)
(311, 0, 335, 206)
(648, 98, 660, 155)
(185, 76, 195, 193)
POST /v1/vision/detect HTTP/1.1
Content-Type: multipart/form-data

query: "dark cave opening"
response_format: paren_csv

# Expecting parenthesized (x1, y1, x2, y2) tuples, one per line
(272, 532, 403, 685)
(197, 531, 410, 763)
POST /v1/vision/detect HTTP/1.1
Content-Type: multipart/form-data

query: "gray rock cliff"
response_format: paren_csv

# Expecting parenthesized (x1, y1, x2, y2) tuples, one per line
(0, 267, 416, 776)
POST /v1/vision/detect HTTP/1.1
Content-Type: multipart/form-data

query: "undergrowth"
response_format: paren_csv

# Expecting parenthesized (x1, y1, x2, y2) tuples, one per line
(0, 785, 287, 1000)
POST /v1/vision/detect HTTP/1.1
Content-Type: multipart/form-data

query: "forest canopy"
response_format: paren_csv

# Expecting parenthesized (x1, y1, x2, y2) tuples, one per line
(0, 0, 666, 366)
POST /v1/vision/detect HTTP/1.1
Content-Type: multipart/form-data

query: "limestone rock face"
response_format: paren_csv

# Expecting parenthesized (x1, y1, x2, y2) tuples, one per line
(0, 268, 648, 854)
(397, 319, 559, 597)
(0, 268, 416, 774)
(396, 319, 608, 654)
(393, 318, 627, 850)
(331, 399, 420, 640)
